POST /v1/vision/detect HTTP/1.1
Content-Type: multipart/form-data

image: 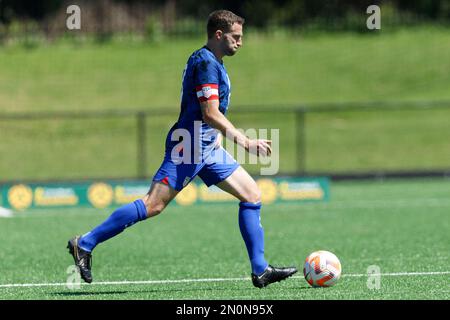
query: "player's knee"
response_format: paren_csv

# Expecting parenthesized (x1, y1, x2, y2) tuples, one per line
(147, 202, 166, 218)
(243, 188, 261, 204)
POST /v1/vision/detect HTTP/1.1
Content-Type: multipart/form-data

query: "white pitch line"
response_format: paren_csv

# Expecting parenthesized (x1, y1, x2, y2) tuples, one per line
(0, 277, 249, 288)
(342, 271, 450, 277)
(0, 271, 449, 289)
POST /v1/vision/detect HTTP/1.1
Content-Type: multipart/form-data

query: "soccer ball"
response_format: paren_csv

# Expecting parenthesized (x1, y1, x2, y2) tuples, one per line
(303, 250, 342, 287)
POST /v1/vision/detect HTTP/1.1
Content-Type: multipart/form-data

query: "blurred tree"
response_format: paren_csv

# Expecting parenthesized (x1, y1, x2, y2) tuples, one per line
(0, 0, 448, 33)
(0, 0, 63, 23)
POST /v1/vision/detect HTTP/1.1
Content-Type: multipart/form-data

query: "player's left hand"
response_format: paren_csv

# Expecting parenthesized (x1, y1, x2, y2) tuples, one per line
(247, 139, 272, 157)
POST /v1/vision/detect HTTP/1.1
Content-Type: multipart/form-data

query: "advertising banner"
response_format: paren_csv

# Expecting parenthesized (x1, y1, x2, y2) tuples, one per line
(0, 177, 329, 211)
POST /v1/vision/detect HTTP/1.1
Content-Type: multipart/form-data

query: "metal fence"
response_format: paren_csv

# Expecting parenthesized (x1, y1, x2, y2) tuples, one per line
(1, 100, 450, 183)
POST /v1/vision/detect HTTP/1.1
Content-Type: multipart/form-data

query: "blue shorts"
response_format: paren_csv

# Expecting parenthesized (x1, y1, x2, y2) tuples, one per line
(153, 146, 240, 191)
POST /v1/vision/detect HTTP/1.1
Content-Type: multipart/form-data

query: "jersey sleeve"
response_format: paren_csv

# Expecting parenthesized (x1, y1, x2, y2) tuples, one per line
(194, 59, 220, 102)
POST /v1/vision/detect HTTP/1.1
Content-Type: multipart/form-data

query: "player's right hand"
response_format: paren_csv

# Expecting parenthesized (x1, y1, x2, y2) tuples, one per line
(247, 139, 272, 157)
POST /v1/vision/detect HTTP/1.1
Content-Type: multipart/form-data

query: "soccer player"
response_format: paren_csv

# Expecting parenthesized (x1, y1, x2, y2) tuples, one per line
(68, 10, 297, 288)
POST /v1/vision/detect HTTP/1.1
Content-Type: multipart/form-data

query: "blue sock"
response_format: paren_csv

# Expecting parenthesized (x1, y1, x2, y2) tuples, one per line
(78, 199, 147, 252)
(238, 202, 269, 275)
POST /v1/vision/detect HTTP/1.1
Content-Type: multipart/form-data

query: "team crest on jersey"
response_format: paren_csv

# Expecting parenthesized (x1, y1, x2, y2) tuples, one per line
(202, 86, 212, 98)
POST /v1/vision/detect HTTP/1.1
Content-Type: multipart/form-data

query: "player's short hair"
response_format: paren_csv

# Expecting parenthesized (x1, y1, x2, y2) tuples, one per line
(207, 10, 245, 39)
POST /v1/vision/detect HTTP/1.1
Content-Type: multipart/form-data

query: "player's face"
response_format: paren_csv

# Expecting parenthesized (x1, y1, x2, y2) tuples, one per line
(221, 23, 243, 56)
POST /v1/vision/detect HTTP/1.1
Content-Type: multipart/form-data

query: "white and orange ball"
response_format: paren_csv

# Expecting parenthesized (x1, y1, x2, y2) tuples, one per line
(303, 250, 342, 287)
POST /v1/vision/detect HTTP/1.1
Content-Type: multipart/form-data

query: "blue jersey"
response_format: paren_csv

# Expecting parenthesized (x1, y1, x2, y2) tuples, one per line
(165, 46, 231, 161)
(154, 46, 239, 191)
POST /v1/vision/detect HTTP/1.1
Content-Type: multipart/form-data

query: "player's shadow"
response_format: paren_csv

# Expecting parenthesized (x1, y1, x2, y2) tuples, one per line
(55, 284, 311, 298)
(51, 285, 266, 297)
(284, 285, 313, 290)
(52, 290, 129, 296)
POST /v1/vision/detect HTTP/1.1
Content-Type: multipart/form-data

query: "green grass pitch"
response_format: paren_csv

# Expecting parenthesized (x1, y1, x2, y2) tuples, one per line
(0, 178, 449, 300)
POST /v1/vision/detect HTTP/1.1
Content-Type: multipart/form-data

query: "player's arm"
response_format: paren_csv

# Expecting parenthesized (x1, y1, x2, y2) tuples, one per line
(200, 99, 272, 156)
